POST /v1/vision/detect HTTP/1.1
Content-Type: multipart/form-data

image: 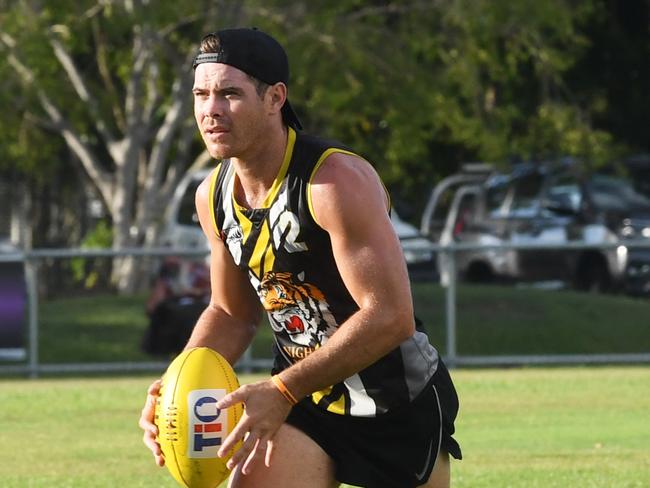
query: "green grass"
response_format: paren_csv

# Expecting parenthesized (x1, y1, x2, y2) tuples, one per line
(36, 293, 153, 363)
(1, 367, 649, 487)
(453, 367, 650, 487)
(3, 285, 649, 486)
(25, 283, 650, 367)
(413, 283, 650, 355)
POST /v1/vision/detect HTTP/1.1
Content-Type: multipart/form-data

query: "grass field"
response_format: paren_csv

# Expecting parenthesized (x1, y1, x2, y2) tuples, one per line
(1, 367, 649, 487)
(28, 283, 650, 365)
(2, 283, 649, 486)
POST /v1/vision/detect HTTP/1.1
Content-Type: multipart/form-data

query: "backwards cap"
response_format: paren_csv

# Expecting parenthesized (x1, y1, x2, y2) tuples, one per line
(193, 28, 302, 131)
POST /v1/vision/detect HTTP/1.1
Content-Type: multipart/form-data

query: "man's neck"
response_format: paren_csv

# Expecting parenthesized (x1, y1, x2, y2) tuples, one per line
(232, 124, 289, 209)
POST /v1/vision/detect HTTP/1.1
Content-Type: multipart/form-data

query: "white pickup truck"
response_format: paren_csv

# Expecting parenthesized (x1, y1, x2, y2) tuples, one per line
(420, 161, 650, 293)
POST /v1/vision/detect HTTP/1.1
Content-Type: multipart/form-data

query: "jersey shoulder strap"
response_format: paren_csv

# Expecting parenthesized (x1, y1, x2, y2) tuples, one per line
(208, 160, 231, 236)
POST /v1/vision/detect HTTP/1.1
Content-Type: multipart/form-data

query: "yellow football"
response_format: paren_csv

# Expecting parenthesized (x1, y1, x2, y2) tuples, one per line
(155, 347, 243, 488)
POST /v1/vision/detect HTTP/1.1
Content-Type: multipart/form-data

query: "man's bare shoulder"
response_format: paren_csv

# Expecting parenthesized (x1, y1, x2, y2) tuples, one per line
(312, 152, 377, 189)
(195, 166, 220, 205)
(310, 152, 388, 230)
(194, 166, 222, 243)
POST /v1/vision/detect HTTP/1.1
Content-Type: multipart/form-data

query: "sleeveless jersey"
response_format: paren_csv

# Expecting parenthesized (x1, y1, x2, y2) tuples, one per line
(208, 127, 440, 417)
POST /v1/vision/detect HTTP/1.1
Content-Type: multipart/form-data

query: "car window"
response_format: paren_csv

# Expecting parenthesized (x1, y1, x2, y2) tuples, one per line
(429, 187, 458, 233)
(588, 175, 650, 211)
(508, 172, 544, 217)
(630, 169, 650, 198)
(486, 184, 508, 217)
(543, 174, 582, 216)
(452, 193, 478, 236)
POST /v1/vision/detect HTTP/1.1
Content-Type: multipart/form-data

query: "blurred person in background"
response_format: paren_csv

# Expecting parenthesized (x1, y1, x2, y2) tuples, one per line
(141, 256, 210, 356)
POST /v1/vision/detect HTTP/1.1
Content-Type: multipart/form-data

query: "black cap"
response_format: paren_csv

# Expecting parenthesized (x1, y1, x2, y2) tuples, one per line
(193, 28, 302, 131)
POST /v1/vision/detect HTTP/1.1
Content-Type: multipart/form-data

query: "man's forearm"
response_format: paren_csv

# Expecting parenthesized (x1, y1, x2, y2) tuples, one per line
(277, 305, 414, 401)
(185, 304, 260, 365)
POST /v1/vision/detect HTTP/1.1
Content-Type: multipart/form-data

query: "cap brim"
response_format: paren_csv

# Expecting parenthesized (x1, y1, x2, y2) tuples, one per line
(282, 99, 303, 131)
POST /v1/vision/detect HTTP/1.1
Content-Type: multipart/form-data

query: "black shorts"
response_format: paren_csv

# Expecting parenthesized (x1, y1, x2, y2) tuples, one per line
(284, 360, 462, 488)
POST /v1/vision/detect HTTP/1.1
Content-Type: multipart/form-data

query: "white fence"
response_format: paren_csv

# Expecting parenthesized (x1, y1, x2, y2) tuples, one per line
(1, 241, 650, 377)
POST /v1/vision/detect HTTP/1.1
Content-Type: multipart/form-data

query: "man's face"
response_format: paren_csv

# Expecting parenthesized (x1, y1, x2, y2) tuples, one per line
(192, 63, 267, 159)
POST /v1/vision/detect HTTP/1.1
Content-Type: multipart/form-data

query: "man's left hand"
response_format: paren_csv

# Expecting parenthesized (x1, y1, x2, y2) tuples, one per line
(216, 378, 294, 475)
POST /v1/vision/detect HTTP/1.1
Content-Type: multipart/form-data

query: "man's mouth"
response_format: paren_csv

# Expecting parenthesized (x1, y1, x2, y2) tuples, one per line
(205, 128, 226, 134)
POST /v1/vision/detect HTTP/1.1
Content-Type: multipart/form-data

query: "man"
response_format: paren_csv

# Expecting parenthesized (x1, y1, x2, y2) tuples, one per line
(139, 28, 461, 488)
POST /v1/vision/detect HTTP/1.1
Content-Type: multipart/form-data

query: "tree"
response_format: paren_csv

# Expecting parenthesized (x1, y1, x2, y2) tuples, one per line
(2, 0, 460, 289)
(565, 0, 649, 155)
(0, 0, 244, 290)
(252, 1, 631, 211)
(1, 0, 644, 292)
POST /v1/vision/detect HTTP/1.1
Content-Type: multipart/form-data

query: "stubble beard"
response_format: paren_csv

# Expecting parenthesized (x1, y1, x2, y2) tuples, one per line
(202, 133, 233, 160)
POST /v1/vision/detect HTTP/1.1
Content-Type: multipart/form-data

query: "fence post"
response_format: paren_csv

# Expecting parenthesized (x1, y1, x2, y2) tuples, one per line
(24, 256, 39, 378)
(444, 248, 458, 368)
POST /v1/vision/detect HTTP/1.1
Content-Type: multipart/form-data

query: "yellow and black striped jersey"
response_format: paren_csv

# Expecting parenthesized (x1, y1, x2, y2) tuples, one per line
(208, 127, 440, 417)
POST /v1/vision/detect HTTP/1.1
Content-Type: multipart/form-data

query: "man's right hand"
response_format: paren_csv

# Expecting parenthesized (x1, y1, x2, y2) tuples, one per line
(138, 379, 165, 466)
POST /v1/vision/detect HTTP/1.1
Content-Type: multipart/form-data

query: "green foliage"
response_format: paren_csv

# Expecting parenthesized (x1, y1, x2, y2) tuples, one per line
(244, 0, 641, 212)
(512, 103, 622, 165)
(0, 50, 65, 177)
(70, 220, 113, 289)
(1, 0, 646, 231)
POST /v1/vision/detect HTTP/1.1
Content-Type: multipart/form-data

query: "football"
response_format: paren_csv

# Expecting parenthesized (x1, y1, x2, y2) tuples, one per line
(155, 347, 244, 487)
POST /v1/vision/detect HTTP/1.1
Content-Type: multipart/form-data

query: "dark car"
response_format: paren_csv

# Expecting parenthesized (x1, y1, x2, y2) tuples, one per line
(422, 160, 650, 292)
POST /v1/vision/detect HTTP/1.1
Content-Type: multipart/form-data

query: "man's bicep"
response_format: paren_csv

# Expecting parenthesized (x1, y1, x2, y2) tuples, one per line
(311, 155, 413, 312)
(332, 209, 413, 312)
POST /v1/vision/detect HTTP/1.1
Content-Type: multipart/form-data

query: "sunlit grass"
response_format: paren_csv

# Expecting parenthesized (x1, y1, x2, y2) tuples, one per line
(1, 367, 649, 487)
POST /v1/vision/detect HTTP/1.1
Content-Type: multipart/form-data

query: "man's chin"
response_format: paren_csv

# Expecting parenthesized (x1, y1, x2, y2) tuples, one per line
(206, 144, 231, 160)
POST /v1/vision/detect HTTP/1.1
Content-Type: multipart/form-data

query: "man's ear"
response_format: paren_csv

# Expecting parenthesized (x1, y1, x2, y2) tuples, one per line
(267, 82, 287, 115)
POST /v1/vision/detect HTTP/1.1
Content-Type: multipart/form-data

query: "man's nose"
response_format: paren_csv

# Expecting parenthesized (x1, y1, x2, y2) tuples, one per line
(204, 94, 223, 118)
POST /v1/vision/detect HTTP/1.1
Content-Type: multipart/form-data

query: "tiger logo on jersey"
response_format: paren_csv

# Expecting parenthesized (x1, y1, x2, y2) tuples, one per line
(259, 271, 338, 348)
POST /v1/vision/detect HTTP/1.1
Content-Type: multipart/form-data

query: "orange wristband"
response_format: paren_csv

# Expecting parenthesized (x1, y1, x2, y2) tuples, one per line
(271, 375, 298, 406)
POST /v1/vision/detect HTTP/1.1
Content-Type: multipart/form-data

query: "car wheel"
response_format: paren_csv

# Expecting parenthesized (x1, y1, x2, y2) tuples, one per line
(464, 261, 495, 283)
(575, 254, 612, 293)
